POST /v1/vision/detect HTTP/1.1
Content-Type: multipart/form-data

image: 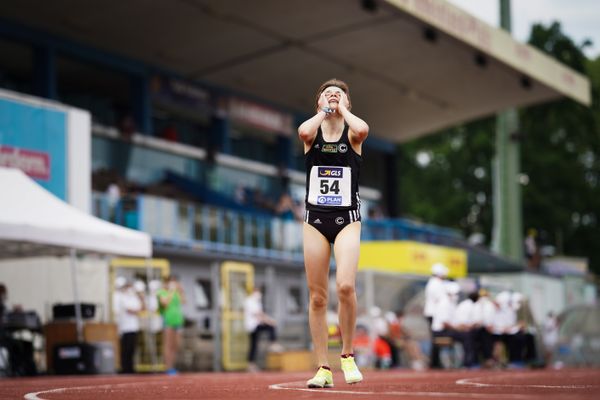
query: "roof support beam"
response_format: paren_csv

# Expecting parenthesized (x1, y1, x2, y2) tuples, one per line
(492, 0, 523, 262)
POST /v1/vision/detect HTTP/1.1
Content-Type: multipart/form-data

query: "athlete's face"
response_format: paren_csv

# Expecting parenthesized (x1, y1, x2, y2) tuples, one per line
(322, 86, 344, 107)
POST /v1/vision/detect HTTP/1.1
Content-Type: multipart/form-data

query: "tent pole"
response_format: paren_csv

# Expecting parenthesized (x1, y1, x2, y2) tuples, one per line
(145, 257, 159, 371)
(70, 248, 84, 342)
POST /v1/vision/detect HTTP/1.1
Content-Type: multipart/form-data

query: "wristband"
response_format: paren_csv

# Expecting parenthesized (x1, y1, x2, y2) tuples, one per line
(321, 107, 334, 114)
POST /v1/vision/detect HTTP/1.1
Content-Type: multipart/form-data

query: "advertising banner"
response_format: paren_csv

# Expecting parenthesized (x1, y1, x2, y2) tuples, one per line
(0, 97, 67, 200)
(359, 240, 467, 278)
(151, 74, 212, 121)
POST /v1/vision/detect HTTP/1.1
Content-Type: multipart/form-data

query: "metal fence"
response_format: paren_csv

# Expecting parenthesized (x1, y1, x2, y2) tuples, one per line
(92, 193, 462, 261)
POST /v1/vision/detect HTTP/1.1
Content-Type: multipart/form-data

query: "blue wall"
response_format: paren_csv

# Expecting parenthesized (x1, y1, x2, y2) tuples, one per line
(0, 97, 67, 199)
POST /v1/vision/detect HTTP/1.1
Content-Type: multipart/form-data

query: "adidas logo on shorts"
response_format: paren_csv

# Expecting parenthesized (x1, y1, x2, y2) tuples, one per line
(313, 218, 322, 224)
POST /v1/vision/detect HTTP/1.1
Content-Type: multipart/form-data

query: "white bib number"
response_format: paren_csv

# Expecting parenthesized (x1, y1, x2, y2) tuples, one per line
(308, 166, 351, 207)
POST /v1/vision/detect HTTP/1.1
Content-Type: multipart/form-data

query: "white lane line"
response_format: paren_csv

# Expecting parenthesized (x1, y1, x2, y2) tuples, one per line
(24, 379, 190, 400)
(25, 383, 116, 400)
(456, 377, 597, 389)
(269, 381, 535, 398)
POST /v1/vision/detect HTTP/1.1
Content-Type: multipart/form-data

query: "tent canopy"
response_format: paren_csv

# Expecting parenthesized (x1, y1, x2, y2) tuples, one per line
(0, 167, 152, 259)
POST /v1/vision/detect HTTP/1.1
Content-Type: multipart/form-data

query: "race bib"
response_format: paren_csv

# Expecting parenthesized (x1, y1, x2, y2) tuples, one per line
(307, 166, 351, 207)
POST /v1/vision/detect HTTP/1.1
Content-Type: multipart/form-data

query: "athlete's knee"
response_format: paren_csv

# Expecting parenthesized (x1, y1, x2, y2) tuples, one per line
(309, 292, 328, 310)
(336, 283, 355, 300)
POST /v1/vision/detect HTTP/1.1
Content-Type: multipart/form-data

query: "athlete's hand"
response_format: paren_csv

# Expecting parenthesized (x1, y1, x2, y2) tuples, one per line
(338, 91, 350, 111)
(318, 92, 329, 111)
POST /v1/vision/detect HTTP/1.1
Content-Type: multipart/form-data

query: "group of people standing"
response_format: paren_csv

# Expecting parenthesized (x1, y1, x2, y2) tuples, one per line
(112, 275, 185, 375)
(425, 263, 535, 369)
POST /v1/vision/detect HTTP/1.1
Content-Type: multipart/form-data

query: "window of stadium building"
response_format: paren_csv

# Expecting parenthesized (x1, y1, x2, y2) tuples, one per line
(361, 148, 387, 193)
(92, 135, 204, 190)
(152, 111, 210, 149)
(194, 279, 212, 310)
(229, 125, 279, 165)
(57, 55, 132, 128)
(291, 138, 305, 171)
(0, 38, 34, 95)
(286, 286, 303, 315)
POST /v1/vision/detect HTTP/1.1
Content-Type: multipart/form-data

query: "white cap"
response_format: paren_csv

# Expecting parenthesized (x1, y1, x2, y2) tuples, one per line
(374, 318, 389, 336)
(369, 306, 382, 318)
(444, 281, 461, 295)
(134, 280, 146, 293)
(149, 279, 162, 292)
(511, 292, 524, 307)
(115, 276, 127, 289)
(384, 311, 397, 323)
(496, 291, 512, 307)
(431, 263, 449, 277)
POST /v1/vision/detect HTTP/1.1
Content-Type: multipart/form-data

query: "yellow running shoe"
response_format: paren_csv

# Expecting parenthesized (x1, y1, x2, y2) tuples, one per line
(306, 367, 334, 388)
(341, 356, 363, 384)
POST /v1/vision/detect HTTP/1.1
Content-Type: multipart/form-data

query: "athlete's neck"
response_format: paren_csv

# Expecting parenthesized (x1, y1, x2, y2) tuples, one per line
(321, 116, 345, 140)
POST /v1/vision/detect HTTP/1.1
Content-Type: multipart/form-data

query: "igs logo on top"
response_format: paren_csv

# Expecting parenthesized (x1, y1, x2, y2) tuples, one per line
(318, 167, 343, 178)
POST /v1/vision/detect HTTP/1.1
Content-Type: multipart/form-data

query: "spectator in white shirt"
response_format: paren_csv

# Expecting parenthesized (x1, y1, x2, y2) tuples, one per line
(492, 291, 526, 367)
(113, 277, 143, 373)
(431, 282, 474, 368)
(473, 288, 496, 367)
(424, 263, 448, 368)
(432, 281, 476, 368)
(454, 291, 480, 367)
(243, 287, 280, 372)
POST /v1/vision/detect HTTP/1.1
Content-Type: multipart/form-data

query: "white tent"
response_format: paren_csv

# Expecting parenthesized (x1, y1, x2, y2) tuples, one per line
(0, 167, 152, 340)
(0, 167, 151, 258)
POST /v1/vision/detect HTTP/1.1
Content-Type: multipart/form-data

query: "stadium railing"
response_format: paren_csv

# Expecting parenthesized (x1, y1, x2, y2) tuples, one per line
(92, 193, 462, 261)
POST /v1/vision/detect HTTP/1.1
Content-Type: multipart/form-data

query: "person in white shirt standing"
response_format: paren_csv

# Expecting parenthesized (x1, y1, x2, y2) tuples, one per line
(113, 276, 143, 374)
(454, 291, 479, 367)
(431, 281, 476, 368)
(491, 291, 526, 367)
(473, 288, 497, 367)
(243, 287, 279, 372)
(424, 263, 448, 368)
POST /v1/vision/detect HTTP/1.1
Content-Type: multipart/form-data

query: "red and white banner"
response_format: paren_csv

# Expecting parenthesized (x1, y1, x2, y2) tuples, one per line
(0, 146, 51, 180)
(228, 97, 293, 136)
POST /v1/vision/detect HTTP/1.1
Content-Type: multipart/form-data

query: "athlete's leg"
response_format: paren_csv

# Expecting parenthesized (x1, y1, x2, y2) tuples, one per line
(333, 222, 361, 355)
(303, 223, 332, 367)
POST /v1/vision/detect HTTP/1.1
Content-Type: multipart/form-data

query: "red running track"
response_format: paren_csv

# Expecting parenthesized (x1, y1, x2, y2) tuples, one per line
(2, 368, 599, 400)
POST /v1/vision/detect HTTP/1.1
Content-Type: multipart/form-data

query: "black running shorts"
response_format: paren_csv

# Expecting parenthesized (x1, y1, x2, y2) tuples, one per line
(304, 208, 361, 243)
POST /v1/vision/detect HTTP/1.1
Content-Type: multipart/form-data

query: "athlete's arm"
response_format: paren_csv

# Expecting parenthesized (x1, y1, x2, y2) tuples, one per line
(298, 93, 329, 150)
(337, 92, 369, 146)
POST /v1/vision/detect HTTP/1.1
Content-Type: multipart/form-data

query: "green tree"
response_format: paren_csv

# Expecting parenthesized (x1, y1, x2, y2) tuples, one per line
(398, 22, 600, 274)
(398, 119, 495, 240)
(522, 22, 600, 274)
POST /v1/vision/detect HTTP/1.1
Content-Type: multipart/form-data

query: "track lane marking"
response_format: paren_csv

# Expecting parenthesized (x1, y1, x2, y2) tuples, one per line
(456, 376, 598, 389)
(24, 378, 199, 400)
(269, 380, 534, 398)
(25, 383, 116, 400)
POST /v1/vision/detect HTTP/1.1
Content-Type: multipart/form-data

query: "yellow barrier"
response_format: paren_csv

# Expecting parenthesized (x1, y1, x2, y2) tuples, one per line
(359, 240, 467, 278)
(221, 261, 254, 371)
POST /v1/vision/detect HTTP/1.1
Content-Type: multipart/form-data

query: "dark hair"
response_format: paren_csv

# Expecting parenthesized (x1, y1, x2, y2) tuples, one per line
(314, 78, 351, 112)
(468, 291, 479, 302)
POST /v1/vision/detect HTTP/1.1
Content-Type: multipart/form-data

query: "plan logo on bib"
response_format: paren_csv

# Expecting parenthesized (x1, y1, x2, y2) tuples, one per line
(317, 196, 342, 206)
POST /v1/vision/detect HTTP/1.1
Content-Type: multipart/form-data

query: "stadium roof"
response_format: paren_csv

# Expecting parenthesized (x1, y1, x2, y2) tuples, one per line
(0, 0, 591, 143)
